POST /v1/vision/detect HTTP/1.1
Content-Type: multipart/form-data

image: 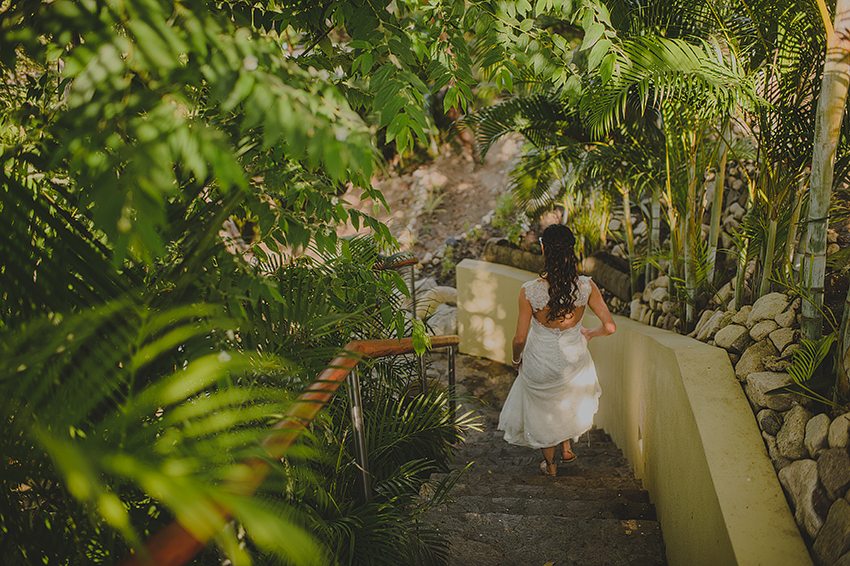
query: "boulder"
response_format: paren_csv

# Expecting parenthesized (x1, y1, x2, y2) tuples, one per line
(814, 499, 850, 566)
(831, 415, 850, 449)
(690, 308, 715, 338)
(770, 327, 797, 353)
(764, 355, 793, 373)
(806, 414, 832, 459)
(776, 309, 797, 328)
(426, 303, 457, 336)
(779, 459, 828, 540)
(696, 310, 731, 342)
(750, 319, 779, 342)
(649, 286, 669, 310)
(661, 300, 678, 315)
(757, 408, 784, 436)
(747, 292, 791, 328)
(777, 404, 814, 459)
(746, 372, 805, 411)
(417, 286, 458, 318)
(819, 448, 850, 501)
(764, 432, 794, 472)
(735, 339, 779, 380)
(715, 324, 750, 353)
(630, 298, 643, 320)
(732, 306, 752, 326)
(782, 343, 802, 359)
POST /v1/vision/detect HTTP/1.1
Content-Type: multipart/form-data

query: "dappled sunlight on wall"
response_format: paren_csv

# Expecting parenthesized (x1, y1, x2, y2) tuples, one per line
(457, 259, 531, 365)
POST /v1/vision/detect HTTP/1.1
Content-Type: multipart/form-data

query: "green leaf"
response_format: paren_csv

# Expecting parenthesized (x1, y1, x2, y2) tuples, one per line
(587, 38, 612, 71)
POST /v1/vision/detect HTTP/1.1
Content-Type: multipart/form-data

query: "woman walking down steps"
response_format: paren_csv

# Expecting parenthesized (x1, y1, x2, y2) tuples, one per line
(498, 224, 617, 477)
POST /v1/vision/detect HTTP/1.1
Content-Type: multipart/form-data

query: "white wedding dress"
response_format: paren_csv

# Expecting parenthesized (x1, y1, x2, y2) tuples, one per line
(497, 275, 602, 448)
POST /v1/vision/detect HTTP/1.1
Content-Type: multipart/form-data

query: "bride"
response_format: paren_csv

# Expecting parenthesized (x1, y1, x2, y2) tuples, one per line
(497, 223, 617, 477)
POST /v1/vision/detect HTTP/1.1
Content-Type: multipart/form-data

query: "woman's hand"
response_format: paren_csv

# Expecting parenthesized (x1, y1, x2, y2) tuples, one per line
(580, 326, 591, 341)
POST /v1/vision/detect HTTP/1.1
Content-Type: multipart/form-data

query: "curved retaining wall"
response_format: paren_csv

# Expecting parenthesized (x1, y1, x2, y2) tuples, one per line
(456, 259, 811, 566)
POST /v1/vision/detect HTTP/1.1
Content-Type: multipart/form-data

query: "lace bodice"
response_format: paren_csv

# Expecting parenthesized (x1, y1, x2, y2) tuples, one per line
(522, 276, 592, 313)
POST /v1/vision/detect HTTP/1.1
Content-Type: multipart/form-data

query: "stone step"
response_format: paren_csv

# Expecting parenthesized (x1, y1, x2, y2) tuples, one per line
(425, 493, 657, 521)
(422, 511, 666, 566)
(433, 470, 646, 492)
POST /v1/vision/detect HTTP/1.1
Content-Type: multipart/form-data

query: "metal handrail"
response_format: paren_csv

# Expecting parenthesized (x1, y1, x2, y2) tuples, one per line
(117, 334, 459, 566)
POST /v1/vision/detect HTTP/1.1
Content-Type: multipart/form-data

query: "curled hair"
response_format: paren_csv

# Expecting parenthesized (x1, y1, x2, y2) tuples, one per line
(539, 224, 579, 322)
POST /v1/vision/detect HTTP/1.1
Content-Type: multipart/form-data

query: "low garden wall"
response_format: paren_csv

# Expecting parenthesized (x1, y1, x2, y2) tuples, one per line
(456, 258, 812, 566)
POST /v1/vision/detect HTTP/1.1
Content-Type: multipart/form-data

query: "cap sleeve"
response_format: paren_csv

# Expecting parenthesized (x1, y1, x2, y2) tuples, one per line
(522, 278, 549, 311)
(576, 275, 593, 307)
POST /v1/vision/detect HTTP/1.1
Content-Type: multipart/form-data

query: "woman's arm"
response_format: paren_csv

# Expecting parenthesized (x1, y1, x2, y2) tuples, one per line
(581, 280, 616, 341)
(511, 287, 533, 369)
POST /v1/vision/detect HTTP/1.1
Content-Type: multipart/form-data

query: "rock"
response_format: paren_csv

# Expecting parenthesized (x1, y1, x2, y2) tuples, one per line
(630, 299, 643, 320)
(838, 550, 850, 566)
(820, 448, 850, 501)
(729, 202, 745, 219)
(649, 286, 669, 310)
(690, 309, 715, 338)
(750, 319, 779, 341)
(831, 415, 850, 449)
(758, 408, 784, 436)
(661, 300, 677, 315)
(815, 499, 850, 566)
(746, 372, 805, 411)
(426, 303, 457, 336)
(778, 404, 815, 459)
(776, 309, 797, 328)
(829, 230, 840, 244)
(716, 281, 735, 306)
(779, 459, 827, 540)
(696, 310, 730, 342)
(654, 275, 670, 289)
(445, 236, 459, 247)
(735, 339, 779, 380)
(770, 327, 797, 353)
(422, 252, 434, 265)
(715, 324, 749, 352)
(764, 432, 794, 472)
(608, 218, 622, 231)
(829, 243, 841, 256)
(732, 306, 752, 326)
(728, 352, 740, 365)
(782, 343, 802, 359)
(807, 414, 832, 459)
(748, 292, 791, 328)
(416, 286, 459, 318)
(764, 356, 792, 373)
(641, 307, 653, 325)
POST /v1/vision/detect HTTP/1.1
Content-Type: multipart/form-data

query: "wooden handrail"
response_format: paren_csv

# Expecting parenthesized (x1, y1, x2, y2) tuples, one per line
(118, 335, 460, 566)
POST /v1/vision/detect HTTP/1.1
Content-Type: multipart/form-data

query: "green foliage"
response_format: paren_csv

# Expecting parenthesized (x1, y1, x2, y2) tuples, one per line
(441, 246, 456, 278)
(0, 0, 492, 563)
(768, 333, 840, 409)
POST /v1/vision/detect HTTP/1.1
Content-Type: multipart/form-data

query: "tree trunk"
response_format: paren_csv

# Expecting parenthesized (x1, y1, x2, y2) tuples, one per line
(786, 175, 806, 281)
(759, 215, 777, 298)
(620, 182, 639, 296)
(708, 117, 730, 287)
(645, 190, 661, 286)
(803, 0, 850, 341)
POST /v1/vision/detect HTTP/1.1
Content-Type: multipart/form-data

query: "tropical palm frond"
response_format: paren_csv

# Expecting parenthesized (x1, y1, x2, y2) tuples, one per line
(0, 298, 328, 565)
(582, 36, 759, 138)
(459, 92, 586, 159)
(787, 332, 837, 397)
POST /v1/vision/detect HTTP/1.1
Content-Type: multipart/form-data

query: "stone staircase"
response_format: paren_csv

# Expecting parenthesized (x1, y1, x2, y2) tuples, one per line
(423, 354, 667, 566)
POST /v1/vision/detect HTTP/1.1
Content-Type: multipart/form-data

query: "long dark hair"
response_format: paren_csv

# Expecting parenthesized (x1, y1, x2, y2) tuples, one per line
(540, 223, 579, 322)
